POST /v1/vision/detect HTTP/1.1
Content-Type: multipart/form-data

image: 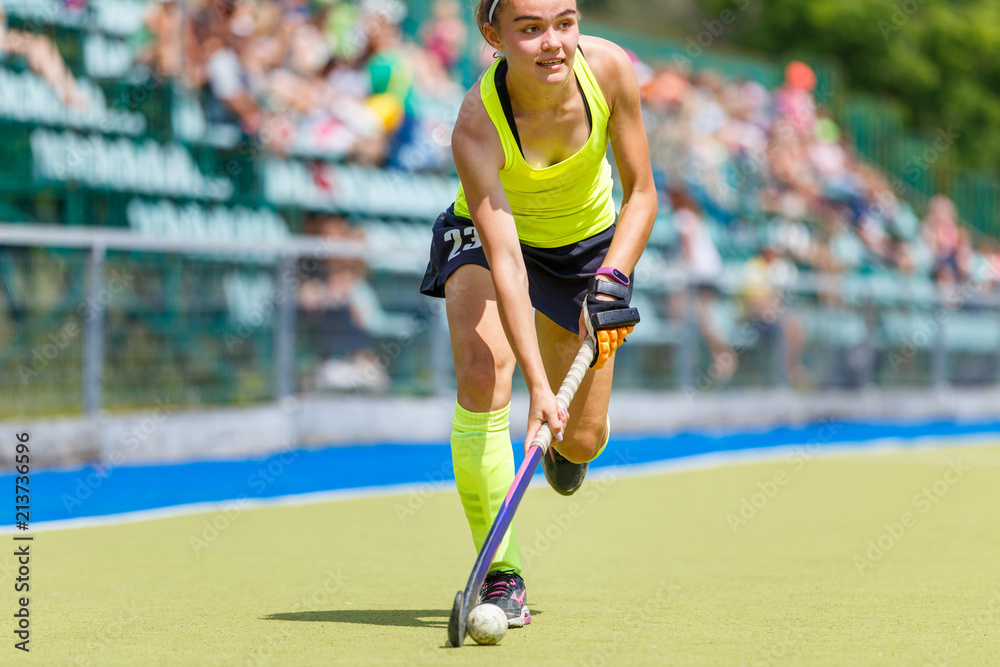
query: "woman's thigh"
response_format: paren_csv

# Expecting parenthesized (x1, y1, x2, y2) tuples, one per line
(444, 264, 516, 413)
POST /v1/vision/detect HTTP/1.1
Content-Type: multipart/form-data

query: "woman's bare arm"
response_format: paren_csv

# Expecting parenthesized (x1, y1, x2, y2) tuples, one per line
(581, 36, 658, 277)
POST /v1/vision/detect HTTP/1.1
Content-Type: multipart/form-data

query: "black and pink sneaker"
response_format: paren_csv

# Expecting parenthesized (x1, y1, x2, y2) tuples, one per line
(478, 570, 531, 628)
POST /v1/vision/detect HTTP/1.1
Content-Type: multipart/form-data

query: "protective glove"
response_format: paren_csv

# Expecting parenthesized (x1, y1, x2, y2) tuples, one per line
(583, 277, 640, 370)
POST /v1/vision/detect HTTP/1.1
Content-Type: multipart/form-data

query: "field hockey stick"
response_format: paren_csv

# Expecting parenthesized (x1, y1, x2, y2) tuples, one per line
(447, 336, 597, 647)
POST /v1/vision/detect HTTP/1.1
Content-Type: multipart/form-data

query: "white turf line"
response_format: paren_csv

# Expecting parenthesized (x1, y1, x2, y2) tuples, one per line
(3, 433, 998, 535)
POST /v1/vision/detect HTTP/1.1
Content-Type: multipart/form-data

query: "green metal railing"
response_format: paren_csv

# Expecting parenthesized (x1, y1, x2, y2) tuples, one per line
(5, 223, 1000, 420)
(0, 224, 443, 418)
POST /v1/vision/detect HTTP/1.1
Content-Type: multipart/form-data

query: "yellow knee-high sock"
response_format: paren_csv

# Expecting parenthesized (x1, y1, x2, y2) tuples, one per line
(451, 402, 521, 574)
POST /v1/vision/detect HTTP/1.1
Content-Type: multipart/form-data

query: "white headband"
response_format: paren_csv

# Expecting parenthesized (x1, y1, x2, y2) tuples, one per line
(488, 0, 501, 23)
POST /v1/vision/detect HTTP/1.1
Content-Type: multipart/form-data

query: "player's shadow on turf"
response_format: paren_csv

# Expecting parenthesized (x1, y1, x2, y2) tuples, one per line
(264, 609, 543, 629)
(264, 610, 448, 628)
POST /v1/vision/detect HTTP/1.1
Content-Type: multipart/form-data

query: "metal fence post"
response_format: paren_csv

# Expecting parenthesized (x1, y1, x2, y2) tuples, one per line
(995, 308, 1000, 385)
(931, 313, 948, 387)
(273, 252, 297, 399)
(677, 283, 696, 390)
(773, 289, 790, 387)
(860, 300, 877, 387)
(83, 242, 106, 414)
(432, 300, 452, 396)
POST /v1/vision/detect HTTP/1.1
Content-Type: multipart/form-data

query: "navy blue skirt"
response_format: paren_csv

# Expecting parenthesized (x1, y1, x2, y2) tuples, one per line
(419, 205, 618, 334)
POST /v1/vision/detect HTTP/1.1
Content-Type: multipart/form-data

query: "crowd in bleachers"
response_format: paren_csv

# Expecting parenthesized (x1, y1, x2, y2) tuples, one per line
(633, 56, 1000, 385)
(158, 0, 997, 294)
(636, 57, 999, 294)
(5, 0, 994, 277)
(138, 0, 466, 170)
(6, 0, 992, 295)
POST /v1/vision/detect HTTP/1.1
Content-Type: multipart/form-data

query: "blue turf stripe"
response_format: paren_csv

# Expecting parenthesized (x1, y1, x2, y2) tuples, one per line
(3, 419, 998, 525)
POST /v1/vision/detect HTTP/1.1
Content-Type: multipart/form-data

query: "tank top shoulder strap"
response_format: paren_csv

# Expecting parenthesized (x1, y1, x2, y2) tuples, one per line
(493, 59, 524, 158)
(574, 46, 611, 122)
(479, 58, 519, 171)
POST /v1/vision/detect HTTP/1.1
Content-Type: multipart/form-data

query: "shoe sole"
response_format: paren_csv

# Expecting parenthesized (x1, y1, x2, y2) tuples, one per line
(543, 453, 588, 496)
(507, 604, 531, 628)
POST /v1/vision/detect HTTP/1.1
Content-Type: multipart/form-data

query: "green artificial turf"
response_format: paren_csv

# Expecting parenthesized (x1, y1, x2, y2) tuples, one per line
(3, 441, 999, 665)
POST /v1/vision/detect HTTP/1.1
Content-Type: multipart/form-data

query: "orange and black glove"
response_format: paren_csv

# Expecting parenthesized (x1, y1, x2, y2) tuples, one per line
(583, 277, 640, 371)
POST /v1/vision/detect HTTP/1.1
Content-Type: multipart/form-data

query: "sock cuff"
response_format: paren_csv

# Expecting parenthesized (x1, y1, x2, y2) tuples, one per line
(452, 402, 511, 432)
(593, 415, 611, 459)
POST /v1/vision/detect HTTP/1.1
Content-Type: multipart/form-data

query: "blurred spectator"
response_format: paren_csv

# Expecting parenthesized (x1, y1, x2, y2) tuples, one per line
(642, 66, 689, 113)
(736, 79, 771, 133)
(979, 239, 1000, 295)
(299, 216, 389, 393)
(640, 66, 689, 190)
(808, 115, 863, 204)
(360, 2, 417, 169)
(185, 0, 263, 133)
(278, 0, 312, 26)
(411, 0, 465, 104)
(741, 245, 809, 386)
(922, 194, 961, 287)
(774, 60, 817, 137)
(764, 121, 820, 221)
(853, 164, 922, 273)
(0, 0, 85, 107)
(672, 189, 736, 382)
(134, 0, 184, 79)
(955, 226, 975, 286)
(421, 0, 467, 75)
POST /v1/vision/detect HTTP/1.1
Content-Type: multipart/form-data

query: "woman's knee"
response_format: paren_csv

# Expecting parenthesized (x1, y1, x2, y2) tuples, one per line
(454, 349, 514, 407)
(557, 423, 608, 464)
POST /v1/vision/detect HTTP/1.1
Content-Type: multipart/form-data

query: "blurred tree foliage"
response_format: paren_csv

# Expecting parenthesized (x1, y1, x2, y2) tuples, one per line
(587, 0, 1000, 171)
(699, 0, 1000, 170)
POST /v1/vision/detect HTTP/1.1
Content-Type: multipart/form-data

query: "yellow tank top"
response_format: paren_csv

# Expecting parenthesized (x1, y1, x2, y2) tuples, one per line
(453, 49, 616, 248)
